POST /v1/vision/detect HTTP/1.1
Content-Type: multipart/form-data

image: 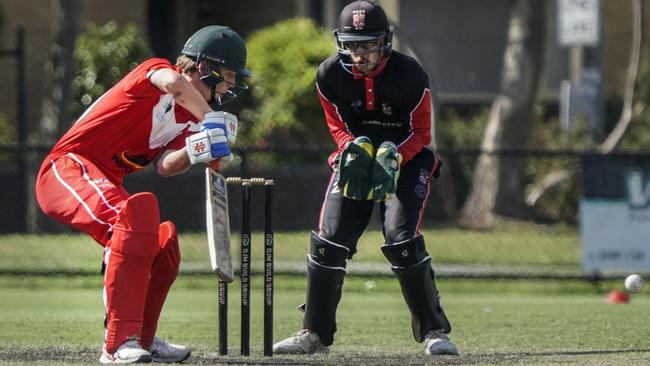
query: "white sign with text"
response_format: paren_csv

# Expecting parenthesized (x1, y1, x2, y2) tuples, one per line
(581, 163, 650, 272)
(558, 0, 600, 46)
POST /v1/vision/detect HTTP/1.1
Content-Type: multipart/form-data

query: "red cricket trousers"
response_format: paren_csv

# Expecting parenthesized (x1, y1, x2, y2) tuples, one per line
(35, 152, 180, 353)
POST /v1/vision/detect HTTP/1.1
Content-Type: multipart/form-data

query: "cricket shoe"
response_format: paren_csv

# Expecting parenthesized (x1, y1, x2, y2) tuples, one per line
(149, 337, 191, 363)
(423, 330, 459, 355)
(99, 340, 152, 364)
(272, 329, 329, 354)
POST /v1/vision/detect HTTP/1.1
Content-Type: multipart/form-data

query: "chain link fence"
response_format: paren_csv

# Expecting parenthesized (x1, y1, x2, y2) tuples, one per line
(0, 145, 598, 279)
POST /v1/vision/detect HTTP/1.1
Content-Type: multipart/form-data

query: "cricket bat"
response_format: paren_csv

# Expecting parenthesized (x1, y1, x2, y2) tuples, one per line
(205, 167, 235, 282)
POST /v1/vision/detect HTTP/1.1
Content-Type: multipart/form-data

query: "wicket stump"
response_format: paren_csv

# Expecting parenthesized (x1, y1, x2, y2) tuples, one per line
(218, 177, 274, 357)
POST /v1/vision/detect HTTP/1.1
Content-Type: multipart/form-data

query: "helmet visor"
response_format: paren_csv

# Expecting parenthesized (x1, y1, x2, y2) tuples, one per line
(336, 30, 386, 42)
(200, 61, 249, 106)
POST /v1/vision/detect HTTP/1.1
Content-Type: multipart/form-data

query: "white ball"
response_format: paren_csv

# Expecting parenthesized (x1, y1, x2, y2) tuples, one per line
(624, 274, 645, 293)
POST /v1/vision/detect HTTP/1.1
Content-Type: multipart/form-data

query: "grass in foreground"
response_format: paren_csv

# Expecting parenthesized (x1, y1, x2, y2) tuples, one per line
(0, 275, 648, 365)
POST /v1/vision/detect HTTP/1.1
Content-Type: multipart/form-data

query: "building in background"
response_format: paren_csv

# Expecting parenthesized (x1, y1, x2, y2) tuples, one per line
(0, 0, 643, 131)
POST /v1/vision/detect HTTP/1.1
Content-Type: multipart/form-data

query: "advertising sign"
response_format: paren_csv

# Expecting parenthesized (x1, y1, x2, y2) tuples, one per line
(581, 154, 650, 272)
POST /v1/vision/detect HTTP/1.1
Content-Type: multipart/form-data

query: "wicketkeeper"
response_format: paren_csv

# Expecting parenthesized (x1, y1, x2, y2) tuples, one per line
(273, 0, 458, 356)
(35, 25, 249, 364)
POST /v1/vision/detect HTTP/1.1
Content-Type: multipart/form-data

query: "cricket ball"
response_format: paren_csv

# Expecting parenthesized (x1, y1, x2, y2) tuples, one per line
(624, 274, 645, 293)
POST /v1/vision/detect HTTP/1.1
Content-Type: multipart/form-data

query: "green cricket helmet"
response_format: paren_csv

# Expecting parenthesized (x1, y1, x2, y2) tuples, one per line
(181, 25, 251, 106)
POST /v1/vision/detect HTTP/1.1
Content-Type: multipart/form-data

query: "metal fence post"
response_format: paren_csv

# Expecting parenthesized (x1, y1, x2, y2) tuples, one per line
(16, 25, 28, 233)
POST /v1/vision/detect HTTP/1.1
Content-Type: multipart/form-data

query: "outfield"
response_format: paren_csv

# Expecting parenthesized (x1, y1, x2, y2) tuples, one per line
(0, 229, 649, 365)
(0, 275, 649, 365)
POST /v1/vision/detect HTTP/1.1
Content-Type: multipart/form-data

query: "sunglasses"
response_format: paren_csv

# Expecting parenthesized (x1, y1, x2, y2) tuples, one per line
(342, 40, 381, 51)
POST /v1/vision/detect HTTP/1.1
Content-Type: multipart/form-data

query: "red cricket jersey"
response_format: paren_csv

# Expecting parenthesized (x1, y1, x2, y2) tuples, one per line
(50, 58, 200, 184)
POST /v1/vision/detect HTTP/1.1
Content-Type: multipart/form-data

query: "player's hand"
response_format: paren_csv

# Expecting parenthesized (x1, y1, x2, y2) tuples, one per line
(201, 111, 238, 143)
(208, 153, 234, 171)
(369, 141, 401, 202)
(337, 136, 375, 200)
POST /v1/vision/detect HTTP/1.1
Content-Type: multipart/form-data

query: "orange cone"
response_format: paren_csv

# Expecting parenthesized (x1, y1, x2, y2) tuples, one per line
(604, 289, 630, 304)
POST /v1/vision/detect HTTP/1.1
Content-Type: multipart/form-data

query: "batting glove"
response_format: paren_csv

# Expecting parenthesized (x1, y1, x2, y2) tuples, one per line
(186, 112, 235, 165)
(201, 111, 238, 143)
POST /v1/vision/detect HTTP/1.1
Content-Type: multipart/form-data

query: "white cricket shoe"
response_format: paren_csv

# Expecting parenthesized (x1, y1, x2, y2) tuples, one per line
(99, 340, 152, 364)
(149, 337, 191, 363)
(272, 329, 329, 354)
(423, 330, 460, 355)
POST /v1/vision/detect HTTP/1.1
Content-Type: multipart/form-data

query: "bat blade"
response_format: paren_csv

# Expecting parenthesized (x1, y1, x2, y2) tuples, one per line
(206, 168, 234, 282)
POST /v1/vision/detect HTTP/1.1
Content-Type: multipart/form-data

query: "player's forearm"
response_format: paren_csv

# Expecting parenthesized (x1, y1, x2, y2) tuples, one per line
(157, 149, 191, 177)
(166, 78, 212, 119)
(151, 69, 212, 119)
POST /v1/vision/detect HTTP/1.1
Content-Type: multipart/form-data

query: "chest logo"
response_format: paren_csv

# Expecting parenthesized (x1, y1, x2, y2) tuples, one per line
(350, 99, 363, 113)
(382, 102, 393, 116)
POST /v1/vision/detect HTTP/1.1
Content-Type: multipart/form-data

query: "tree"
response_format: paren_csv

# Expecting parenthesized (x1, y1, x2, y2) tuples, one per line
(72, 22, 152, 120)
(458, 0, 546, 229)
(526, 0, 644, 207)
(38, 0, 81, 145)
(239, 18, 334, 147)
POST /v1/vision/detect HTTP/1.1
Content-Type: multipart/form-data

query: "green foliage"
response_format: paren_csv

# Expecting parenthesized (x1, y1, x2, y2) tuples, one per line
(0, 113, 14, 144)
(436, 107, 488, 149)
(72, 21, 151, 119)
(435, 107, 488, 204)
(239, 18, 335, 147)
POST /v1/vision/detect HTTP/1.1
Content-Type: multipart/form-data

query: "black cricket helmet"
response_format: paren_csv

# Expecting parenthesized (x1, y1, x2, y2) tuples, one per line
(181, 25, 251, 106)
(334, 0, 394, 74)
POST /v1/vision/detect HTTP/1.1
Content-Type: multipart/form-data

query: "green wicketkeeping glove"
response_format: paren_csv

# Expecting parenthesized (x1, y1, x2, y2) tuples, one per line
(369, 141, 402, 202)
(337, 136, 375, 200)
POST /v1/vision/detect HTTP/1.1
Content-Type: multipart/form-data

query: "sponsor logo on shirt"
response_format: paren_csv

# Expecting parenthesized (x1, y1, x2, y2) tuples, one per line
(112, 150, 152, 174)
(361, 119, 402, 128)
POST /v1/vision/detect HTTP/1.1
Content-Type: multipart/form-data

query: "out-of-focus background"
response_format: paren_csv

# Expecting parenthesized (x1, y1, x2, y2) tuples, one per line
(1, 0, 649, 280)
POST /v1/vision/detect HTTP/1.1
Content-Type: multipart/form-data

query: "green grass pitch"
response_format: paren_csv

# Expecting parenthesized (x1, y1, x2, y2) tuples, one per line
(0, 274, 649, 365)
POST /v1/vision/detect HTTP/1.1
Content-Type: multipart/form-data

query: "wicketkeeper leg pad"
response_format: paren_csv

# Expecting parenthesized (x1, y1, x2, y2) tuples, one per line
(104, 193, 160, 353)
(309, 231, 350, 266)
(302, 233, 348, 346)
(382, 235, 452, 342)
(140, 221, 181, 349)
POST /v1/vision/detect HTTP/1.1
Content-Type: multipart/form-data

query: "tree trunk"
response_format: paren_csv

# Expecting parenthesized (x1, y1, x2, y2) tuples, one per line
(525, 0, 643, 207)
(39, 0, 81, 145)
(458, 0, 545, 229)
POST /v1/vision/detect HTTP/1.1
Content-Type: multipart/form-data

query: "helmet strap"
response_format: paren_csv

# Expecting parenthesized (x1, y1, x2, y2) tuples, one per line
(197, 59, 226, 88)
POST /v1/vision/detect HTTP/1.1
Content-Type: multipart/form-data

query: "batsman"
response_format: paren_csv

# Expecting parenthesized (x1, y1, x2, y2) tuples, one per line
(273, 0, 458, 356)
(35, 26, 249, 363)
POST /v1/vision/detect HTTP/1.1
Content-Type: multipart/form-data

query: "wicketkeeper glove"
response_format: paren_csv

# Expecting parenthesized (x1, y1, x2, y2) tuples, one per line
(337, 136, 375, 200)
(186, 111, 237, 165)
(369, 141, 402, 202)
